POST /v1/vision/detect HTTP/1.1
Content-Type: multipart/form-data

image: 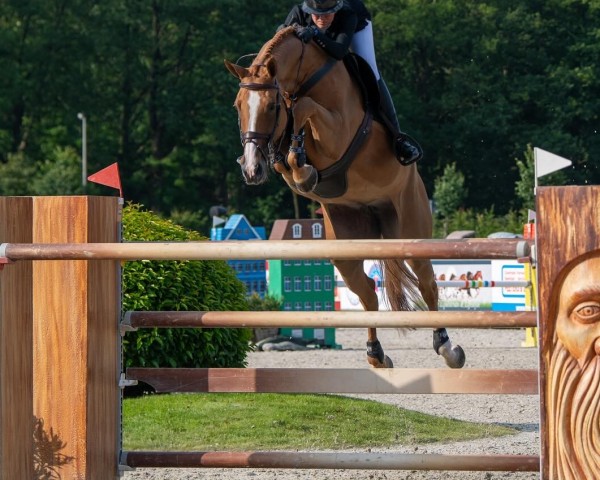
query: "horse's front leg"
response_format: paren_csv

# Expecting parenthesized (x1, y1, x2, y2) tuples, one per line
(286, 98, 340, 192)
(287, 131, 318, 193)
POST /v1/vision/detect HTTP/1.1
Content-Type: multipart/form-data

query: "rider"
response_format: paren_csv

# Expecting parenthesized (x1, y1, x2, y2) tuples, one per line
(278, 0, 422, 165)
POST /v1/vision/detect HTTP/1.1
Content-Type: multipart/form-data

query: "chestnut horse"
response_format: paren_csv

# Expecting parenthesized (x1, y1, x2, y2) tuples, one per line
(225, 27, 465, 369)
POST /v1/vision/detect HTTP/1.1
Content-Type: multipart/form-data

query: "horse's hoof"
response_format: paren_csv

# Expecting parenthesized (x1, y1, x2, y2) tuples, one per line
(383, 355, 394, 368)
(367, 354, 394, 368)
(438, 342, 466, 369)
(295, 168, 318, 193)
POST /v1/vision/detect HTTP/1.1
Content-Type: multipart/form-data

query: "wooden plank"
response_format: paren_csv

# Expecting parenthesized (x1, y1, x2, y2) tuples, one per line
(536, 186, 600, 480)
(0, 197, 34, 479)
(3, 238, 532, 261)
(32, 196, 120, 480)
(126, 368, 539, 395)
(123, 451, 540, 472)
(124, 310, 537, 329)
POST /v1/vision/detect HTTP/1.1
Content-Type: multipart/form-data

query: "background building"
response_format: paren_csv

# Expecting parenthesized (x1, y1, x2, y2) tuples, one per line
(210, 214, 267, 298)
(268, 219, 338, 348)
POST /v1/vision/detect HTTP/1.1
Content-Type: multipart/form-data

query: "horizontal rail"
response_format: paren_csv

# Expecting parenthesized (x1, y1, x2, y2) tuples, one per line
(123, 310, 537, 329)
(436, 280, 530, 288)
(126, 368, 539, 394)
(122, 451, 540, 472)
(0, 238, 532, 261)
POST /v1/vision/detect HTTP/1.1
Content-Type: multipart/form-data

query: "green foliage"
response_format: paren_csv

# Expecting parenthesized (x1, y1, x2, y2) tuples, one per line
(31, 147, 85, 195)
(246, 293, 283, 312)
(433, 207, 526, 239)
(0, 0, 599, 224)
(515, 144, 535, 211)
(0, 153, 38, 195)
(433, 162, 466, 218)
(122, 203, 251, 369)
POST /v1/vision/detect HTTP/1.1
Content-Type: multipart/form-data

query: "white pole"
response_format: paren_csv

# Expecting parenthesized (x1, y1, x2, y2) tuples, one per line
(77, 113, 87, 187)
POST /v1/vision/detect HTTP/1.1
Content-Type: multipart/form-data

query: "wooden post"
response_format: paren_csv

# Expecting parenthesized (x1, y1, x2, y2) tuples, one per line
(0, 197, 34, 478)
(31, 196, 121, 479)
(537, 186, 600, 480)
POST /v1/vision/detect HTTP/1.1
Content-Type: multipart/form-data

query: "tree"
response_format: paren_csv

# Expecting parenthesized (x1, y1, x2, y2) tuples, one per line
(515, 145, 535, 212)
(433, 162, 466, 237)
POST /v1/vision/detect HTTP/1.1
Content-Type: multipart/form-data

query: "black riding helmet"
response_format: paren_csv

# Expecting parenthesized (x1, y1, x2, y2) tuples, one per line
(301, 0, 343, 15)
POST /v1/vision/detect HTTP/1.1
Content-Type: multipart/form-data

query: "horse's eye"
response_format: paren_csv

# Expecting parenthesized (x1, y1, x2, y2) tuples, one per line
(268, 102, 277, 112)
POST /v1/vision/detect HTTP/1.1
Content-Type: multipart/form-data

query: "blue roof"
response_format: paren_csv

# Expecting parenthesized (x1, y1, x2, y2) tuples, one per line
(210, 214, 266, 241)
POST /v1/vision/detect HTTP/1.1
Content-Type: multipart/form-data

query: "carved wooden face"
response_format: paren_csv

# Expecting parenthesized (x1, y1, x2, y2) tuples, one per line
(556, 255, 600, 368)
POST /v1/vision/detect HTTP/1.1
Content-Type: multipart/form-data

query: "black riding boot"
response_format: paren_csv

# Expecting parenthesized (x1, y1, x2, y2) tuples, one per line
(377, 78, 422, 165)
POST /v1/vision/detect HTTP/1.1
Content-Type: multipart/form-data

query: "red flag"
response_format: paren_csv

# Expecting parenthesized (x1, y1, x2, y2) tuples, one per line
(87, 163, 123, 197)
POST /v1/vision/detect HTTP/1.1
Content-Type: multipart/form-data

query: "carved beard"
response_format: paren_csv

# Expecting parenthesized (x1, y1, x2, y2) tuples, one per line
(547, 341, 600, 479)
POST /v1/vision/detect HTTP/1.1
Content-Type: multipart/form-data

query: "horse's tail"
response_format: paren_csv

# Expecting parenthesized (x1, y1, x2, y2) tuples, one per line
(380, 258, 425, 311)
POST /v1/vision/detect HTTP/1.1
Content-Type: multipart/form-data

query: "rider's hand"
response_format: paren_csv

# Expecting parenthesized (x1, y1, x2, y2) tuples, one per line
(294, 25, 318, 43)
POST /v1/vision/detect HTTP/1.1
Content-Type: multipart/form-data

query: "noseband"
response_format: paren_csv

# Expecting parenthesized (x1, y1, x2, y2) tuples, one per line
(237, 39, 338, 170)
(238, 80, 291, 168)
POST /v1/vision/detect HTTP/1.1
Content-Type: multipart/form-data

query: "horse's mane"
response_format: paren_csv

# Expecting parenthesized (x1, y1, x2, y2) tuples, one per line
(249, 27, 296, 75)
(263, 26, 295, 58)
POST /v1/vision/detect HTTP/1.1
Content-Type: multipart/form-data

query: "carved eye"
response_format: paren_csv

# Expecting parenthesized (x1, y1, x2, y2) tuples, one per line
(572, 302, 600, 325)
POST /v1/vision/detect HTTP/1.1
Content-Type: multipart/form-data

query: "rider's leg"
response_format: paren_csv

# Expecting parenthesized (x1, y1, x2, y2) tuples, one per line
(351, 22, 422, 165)
(377, 78, 422, 165)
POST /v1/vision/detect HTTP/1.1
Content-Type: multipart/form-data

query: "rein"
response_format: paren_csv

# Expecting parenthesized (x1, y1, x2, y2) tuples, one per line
(237, 79, 291, 167)
(237, 36, 354, 175)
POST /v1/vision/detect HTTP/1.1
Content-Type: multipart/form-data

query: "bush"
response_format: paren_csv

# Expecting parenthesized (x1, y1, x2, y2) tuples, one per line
(121, 203, 252, 370)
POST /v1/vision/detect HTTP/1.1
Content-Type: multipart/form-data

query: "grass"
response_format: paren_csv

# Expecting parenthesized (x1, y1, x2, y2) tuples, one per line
(123, 393, 516, 451)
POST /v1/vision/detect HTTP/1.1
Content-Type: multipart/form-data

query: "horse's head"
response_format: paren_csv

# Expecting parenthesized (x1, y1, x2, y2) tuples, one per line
(225, 55, 286, 185)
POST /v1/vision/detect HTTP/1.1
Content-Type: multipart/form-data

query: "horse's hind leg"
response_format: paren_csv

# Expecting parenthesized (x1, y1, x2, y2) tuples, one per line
(333, 259, 393, 369)
(321, 204, 393, 368)
(407, 258, 466, 369)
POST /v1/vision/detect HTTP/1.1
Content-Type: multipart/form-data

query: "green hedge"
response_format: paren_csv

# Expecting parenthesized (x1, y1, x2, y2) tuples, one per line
(121, 204, 251, 370)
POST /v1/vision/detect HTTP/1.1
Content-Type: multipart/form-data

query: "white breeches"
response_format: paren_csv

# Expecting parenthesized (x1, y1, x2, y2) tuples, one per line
(350, 21, 380, 80)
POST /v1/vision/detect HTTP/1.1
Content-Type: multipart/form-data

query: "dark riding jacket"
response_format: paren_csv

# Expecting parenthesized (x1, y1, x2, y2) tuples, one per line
(279, 0, 371, 60)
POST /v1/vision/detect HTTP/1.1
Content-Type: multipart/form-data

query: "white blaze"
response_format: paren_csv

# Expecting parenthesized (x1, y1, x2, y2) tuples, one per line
(243, 91, 262, 171)
(247, 91, 261, 131)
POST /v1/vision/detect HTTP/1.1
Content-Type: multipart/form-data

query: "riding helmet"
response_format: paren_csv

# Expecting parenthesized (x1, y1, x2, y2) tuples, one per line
(301, 0, 343, 15)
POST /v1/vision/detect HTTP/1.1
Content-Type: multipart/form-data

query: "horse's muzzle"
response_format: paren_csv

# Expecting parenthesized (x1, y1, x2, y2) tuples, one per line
(238, 156, 268, 185)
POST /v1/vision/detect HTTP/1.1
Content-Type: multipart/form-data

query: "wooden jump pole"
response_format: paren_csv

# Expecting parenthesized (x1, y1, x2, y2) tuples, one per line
(0, 237, 532, 261)
(123, 310, 537, 329)
(123, 451, 540, 472)
(125, 367, 539, 395)
(0, 196, 122, 479)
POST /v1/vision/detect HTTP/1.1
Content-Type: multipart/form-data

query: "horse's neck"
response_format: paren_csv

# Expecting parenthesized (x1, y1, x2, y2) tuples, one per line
(302, 62, 363, 165)
(268, 35, 364, 166)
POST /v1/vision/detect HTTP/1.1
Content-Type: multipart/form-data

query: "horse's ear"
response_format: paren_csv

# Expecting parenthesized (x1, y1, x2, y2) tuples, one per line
(264, 57, 277, 77)
(224, 59, 248, 79)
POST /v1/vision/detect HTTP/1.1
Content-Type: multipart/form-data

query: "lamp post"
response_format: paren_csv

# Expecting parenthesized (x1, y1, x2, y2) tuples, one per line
(77, 113, 87, 187)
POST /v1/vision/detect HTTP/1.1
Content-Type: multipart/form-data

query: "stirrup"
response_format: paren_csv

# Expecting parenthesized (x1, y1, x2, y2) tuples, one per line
(395, 133, 423, 166)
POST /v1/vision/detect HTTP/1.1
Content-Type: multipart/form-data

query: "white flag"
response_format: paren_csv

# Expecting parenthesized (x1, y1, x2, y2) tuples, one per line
(534, 147, 572, 178)
(212, 216, 226, 227)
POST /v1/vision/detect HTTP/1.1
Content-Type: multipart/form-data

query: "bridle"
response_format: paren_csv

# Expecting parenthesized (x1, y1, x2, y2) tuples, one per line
(237, 77, 292, 168)
(236, 38, 337, 171)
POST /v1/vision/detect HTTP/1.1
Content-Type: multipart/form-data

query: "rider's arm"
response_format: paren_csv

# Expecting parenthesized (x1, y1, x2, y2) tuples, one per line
(278, 6, 308, 31)
(312, 11, 358, 60)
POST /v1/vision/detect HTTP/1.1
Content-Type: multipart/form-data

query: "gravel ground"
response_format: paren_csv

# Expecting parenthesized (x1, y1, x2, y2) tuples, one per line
(122, 327, 541, 479)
